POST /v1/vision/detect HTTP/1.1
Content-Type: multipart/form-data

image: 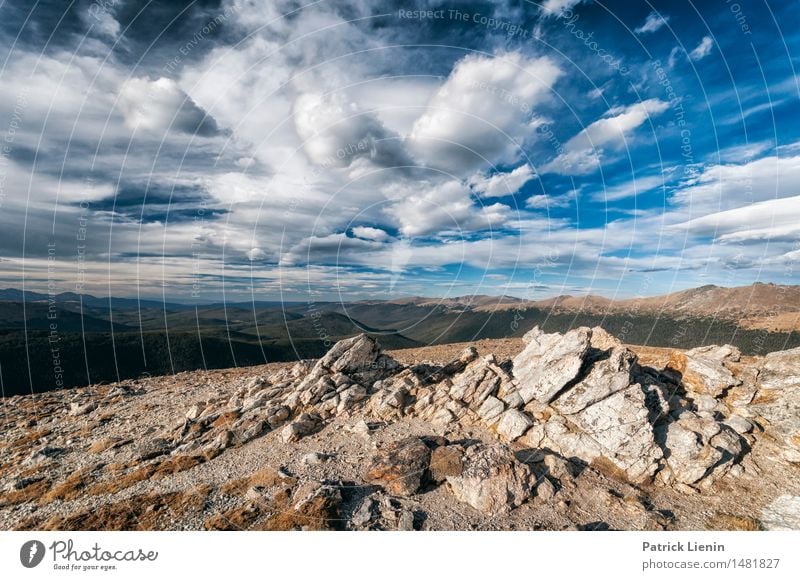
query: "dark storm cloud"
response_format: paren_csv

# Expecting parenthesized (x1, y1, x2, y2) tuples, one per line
(1, 0, 228, 66)
(89, 182, 227, 223)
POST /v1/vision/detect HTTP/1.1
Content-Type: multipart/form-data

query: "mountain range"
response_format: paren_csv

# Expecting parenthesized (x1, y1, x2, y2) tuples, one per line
(0, 282, 797, 395)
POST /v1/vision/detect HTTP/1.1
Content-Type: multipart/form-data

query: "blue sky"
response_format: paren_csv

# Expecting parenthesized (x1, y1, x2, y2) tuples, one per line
(0, 0, 798, 302)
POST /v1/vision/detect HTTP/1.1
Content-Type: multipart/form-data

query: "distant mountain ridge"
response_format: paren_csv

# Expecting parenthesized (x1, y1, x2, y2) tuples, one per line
(356, 283, 800, 326)
(3, 282, 799, 324)
(1, 282, 798, 395)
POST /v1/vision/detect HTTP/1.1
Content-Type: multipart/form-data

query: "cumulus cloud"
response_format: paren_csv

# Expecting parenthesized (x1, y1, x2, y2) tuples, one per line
(118, 77, 221, 136)
(635, 11, 669, 34)
(293, 92, 411, 170)
(542, 99, 669, 175)
(410, 52, 562, 175)
(469, 165, 535, 198)
(689, 36, 714, 61)
(385, 180, 513, 237)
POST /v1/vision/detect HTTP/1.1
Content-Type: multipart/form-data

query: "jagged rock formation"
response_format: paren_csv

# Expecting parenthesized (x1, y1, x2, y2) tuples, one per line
(1, 328, 798, 530)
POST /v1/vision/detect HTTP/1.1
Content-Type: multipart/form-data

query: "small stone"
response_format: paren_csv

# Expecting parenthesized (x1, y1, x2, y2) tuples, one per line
(725, 414, 753, 434)
(496, 409, 534, 442)
(136, 438, 172, 461)
(68, 401, 97, 416)
(397, 510, 415, 531)
(281, 413, 323, 443)
(302, 452, 329, 465)
(674, 482, 698, 495)
(245, 376, 265, 390)
(351, 497, 376, 527)
(431, 408, 455, 427)
(535, 477, 557, 501)
(693, 394, 719, 413)
(477, 396, 505, 422)
(266, 406, 291, 428)
(185, 405, 201, 420)
(347, 419, 371, 437)
(728, 464, 744, 477)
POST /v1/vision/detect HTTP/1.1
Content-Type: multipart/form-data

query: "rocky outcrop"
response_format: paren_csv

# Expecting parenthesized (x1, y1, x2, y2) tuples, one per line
(749, 347, 800, 463)
(507, 328, 664, 483)
(3, 329, 799, 531)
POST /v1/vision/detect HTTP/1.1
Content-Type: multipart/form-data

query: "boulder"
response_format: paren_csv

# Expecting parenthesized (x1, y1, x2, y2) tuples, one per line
(316, 334, 400, 384)
(512, 327, 592, 404)
(289, 481, 343, 530)
(431, 408, 456, 427)
(365, 437, 431, 496)
(429, 445, 464, 484)
(448, 355, 507, 410)
(543, 384, 663, 483)
(668, 346, 741, 398)
(446, 444, 533, 514)
(658, 414, 744, 486)
(552, 346, 636, 415)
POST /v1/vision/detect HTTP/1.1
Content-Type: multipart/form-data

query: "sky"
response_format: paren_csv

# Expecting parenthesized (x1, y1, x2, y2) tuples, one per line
(0, 0, 798, 303)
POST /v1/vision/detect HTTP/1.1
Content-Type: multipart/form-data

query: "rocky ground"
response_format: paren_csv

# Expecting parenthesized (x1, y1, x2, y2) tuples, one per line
(1, 327, 799, 531)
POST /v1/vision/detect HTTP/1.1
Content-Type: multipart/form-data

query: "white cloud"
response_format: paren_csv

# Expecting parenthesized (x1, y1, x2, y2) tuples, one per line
(247, 248, 267, 261)
(689, 36, 714, 61)
(279, 233, 382, 266)
(671, 154, 800, 213)
(525, 189, 577, 209)
(635, 12, 669, 35)
(469, 164, 535, 198)
(118, 77, 220, 136)
(671, 196, 800, 244)
(410, 52, 562, 175)
(716, 141, 773, 163)
(293, 92, 410, 170)
(352, 226, 392, 242)
(542, 99, 669, 175)
(667, 46, 682, 69)
(385, 180, 513, 237)
(347, 77, 440, 137)
(540, 0, 584, 16)
(592, 174, 665, 202)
